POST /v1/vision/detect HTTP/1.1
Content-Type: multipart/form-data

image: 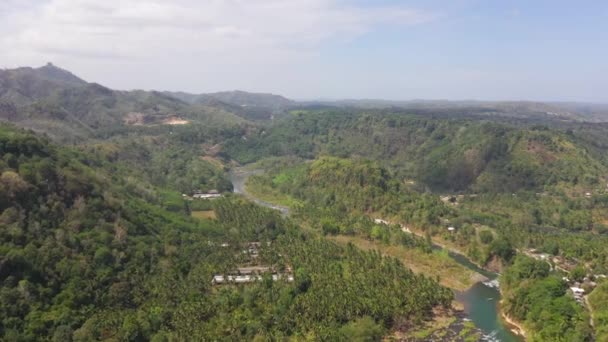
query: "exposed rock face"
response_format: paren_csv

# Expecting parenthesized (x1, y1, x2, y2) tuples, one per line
(484, 255, 504, 273)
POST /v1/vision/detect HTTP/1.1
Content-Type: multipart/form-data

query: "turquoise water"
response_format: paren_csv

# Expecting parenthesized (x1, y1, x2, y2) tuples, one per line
(456, 281, 520, 341)
(445, 249, 521, 341)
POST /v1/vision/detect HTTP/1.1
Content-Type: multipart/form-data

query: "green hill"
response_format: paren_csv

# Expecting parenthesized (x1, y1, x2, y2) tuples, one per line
(164, 90, 295, 121)
(0, 64, 249, 141)
(227, 110, 608, 193)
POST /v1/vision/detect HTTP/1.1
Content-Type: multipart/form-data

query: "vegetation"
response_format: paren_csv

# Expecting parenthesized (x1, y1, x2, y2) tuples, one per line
(3, 63, 608, 340)
(501, 256, 592, 341)
(588, 281, 608, 342)
(0, 125, 452, 340)
(241, 151, 607, 339)
(225, 110, 607, 193)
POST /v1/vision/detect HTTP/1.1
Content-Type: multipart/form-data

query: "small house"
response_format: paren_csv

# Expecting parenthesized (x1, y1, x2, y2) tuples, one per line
(570, 287, 585, 295)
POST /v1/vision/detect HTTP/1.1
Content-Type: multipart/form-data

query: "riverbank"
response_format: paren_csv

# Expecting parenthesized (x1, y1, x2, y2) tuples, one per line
(500, 303, 527, 338)
(329, 235, 486, 291)
(392, 307, 483, 341)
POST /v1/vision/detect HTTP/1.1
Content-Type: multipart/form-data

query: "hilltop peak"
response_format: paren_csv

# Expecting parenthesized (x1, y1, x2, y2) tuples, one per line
(35, 62, 87, 86)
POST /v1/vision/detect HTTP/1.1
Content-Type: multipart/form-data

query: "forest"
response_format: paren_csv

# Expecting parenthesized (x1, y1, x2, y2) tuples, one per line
(2, 63, 608, 341)
(0, 125, 453, 341)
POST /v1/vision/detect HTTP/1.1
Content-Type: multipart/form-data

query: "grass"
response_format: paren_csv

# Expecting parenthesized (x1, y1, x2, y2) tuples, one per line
(328, 235, 482, 291)
(245, 177, 303, 208)
(191, 210, 216, 220)
(459, 321, 476, 337)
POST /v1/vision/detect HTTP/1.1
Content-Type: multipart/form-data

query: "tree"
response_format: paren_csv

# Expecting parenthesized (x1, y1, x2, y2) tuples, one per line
(570, 266, 586, 282)
(489, 239, 515, 263)
(479, 230, 494, 244)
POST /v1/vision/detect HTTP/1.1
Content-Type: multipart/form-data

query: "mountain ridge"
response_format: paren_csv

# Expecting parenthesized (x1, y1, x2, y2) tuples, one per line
(0, 64, 250, 140)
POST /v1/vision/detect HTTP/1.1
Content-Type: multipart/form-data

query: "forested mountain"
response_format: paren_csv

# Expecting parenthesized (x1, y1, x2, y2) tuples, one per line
(2, 64, 605, 143)
(164, 90, 295, 121)
(227, 110, 608, 193)
(304, 99, 608, 122)
(167, 90, 294, 109)
(0, 64, 250, 141)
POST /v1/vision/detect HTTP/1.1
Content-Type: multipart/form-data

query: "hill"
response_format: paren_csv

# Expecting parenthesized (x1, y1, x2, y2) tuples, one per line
(0, 64, 248, 141)
(302, 99, 608, 122)
(164, 90, 295, 120)
(225, 110, 608, 193)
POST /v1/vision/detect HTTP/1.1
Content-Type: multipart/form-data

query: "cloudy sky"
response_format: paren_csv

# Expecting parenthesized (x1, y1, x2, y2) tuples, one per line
(1, 0, 607, 102)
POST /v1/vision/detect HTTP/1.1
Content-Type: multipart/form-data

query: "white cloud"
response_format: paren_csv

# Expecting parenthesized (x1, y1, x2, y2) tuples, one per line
(0, 0, 435, 94)
(1, 0, 433, 61)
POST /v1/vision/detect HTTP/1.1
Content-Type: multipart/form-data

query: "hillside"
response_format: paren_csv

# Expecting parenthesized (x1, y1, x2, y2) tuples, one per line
(0, 64, 248, 141)
(164, 90, 295, 120)
(303, 99, 608, 122)
(226, 110, 608, 193)
(166, 90, 294, 109)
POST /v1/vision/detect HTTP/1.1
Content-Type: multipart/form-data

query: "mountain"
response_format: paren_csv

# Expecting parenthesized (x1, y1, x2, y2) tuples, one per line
(0, 63, 84, 105)
(32, 62, 87, 86)
(302, 99, 608, 122)
(0, 64, 247, 140)
(167, 90, 294, 109)
(164, 90, 296, 120)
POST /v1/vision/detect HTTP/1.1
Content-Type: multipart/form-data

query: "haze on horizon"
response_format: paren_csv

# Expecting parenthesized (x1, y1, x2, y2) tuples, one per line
(1, 0, 607, 103)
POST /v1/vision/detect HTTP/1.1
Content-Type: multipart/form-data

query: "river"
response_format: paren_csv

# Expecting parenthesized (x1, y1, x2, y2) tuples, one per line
(229, 168, 522, 341)
(448, 251, 521, 342)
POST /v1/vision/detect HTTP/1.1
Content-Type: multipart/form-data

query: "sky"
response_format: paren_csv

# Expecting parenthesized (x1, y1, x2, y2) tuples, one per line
(1, 0, 607, 102)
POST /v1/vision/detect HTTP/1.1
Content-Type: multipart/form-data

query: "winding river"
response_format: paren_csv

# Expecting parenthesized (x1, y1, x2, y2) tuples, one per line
(229, 168, 521, 341)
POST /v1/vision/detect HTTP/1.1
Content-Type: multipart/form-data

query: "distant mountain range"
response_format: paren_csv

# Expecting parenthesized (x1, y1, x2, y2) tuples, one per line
(2, 63, 608, 141)
(0, 64, 284, 140)
(302, 99, 608, 122)
(163, 90, 295, 121)
(165, 90, 294, 109)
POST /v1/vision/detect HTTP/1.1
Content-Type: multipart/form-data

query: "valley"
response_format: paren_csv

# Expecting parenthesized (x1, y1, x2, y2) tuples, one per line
(1, 63, 607, 341)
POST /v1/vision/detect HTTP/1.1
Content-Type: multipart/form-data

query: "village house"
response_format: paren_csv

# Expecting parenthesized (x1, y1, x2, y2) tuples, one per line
(212, 266, 294, 285)
(242, 241, 271, 257)
(236, 266, 272, 275)
(212, 274, 294, 284)
(192, 189, 222, 199)
(570, 286, 585, 304)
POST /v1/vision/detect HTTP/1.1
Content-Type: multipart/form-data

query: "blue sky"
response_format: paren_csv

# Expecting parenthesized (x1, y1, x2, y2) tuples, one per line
(1, 0, 607, 102)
